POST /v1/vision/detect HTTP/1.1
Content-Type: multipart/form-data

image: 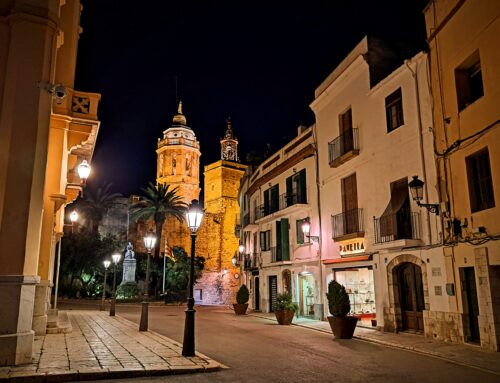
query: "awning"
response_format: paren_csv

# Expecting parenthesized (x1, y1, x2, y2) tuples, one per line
(379, 178, 409, 237)
(322, 255, 371, 264)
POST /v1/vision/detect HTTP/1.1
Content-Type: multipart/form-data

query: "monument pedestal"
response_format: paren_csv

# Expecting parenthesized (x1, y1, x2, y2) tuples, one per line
(121, 258, 137, 285)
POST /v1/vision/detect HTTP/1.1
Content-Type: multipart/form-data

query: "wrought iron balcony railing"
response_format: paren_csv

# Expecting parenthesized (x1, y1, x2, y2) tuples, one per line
(328, 128, 359, 166)
(332, 208, 364, 239)
(373, 210, 421, 244)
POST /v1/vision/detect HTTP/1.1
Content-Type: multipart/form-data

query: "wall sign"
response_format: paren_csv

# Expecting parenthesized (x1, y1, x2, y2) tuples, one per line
(339, 238, 365, 257)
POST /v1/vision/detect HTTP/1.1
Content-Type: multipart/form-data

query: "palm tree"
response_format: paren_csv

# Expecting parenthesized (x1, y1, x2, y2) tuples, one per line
(80, 183, 122, 232)
(130, 182, 187, 258)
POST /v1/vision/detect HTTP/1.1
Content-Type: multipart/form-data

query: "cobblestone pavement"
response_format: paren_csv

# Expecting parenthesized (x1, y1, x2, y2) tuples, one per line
(0, 311, 223, 382)
(250, 312, 500, 376)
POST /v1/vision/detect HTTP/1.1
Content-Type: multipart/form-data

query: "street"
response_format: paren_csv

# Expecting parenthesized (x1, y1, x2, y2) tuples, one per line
(60, 301, 499, 383)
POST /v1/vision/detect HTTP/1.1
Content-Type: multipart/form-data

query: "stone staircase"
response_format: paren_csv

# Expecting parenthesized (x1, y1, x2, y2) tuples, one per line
(46, 309, 72, 334)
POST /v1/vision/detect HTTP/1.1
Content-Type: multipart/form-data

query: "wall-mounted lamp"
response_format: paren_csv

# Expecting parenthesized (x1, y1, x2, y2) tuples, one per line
(301, 217, 319, 243)
(408, 176, 440, 215)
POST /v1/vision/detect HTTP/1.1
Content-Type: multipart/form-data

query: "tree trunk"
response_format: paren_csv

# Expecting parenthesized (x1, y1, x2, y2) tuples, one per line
(154, 220, 164, 258)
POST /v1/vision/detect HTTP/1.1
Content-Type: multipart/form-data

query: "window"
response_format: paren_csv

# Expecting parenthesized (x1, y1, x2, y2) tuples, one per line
(296, 218, 308, 244)
(260, 230, 271, 251)
(286, 169, 307, 206)
(455, 51, 484, 111)
(264, 185, 279, 215)
(466, 148, 495, 212)
(385, 88, 404, 132)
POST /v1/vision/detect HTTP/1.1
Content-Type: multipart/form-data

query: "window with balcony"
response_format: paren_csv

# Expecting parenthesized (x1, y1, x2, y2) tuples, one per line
(466, 148, 495, 212)
(385, 88, 404, 132)
(374, 178, 420, 243)
(263, 185, 279, 216)
(260, 230, 271, 251)
(332, 173, 364, 240)
(329, 108, 359, 167)
(285, 169, 307, 208)
(456, 51, 484, 111)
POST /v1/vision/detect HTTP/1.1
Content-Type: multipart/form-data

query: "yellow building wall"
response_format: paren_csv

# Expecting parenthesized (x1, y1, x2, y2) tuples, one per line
(194, 160, 247, 304)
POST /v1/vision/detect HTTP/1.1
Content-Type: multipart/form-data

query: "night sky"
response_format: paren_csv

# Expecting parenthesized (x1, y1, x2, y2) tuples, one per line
(75, 0, 429, 197)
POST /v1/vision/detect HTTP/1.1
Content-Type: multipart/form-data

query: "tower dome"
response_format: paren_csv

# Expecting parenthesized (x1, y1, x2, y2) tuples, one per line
(172, 100, 187, 126)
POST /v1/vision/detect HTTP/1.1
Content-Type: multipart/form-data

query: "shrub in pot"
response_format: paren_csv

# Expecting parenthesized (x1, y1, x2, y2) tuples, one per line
(326, 280, 358, 339)
(233, 284, 250, 315)
(274, 292, 298, 325)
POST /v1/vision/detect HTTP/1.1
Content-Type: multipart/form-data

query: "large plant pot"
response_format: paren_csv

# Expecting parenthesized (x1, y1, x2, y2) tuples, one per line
(233, 303, 249, 315)
(275, 310, 295, 325)
(327, 316, 358, 339)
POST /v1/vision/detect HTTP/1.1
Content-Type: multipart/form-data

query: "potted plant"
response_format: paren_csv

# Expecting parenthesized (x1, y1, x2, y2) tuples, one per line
(233, 284, 250, 315)
(274, 292, 298, 325)
(326, 280, 358, 339)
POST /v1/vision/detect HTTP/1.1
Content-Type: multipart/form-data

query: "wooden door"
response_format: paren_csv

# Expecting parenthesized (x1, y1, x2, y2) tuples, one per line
(398, 263, 425, 332)
(342, 173, 358, 234)
(340, 108, 353, 153)
(461, 267, 480, 343)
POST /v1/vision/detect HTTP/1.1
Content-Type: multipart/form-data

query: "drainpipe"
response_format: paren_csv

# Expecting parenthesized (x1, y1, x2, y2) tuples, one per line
(312, 124, 324, 319)
(405, 58, 433, 245)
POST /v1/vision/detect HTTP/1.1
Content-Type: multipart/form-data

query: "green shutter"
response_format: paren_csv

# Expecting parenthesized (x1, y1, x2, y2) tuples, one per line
(281, 218, 289, 261)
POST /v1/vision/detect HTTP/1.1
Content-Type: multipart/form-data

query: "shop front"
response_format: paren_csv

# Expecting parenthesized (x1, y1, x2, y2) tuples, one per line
(324, 255, 376, 327)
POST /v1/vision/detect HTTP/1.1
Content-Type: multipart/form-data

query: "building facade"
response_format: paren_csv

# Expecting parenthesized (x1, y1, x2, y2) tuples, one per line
(0, 0, 100, 365)
(239, 126, 322, 318)
(311, 36, 442, 330)
(424, 0, 500, 350)
(194, 120, 247, 304)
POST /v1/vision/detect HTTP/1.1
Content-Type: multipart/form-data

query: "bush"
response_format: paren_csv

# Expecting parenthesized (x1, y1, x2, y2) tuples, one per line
(275, 292, 298, 312)
(116, 282, 140, 299)
(326, 280, 350, 317)
(236, 284, 250, 304)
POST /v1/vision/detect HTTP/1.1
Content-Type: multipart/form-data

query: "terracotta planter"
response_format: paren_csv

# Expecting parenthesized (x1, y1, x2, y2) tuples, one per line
(327, 316, 358, 339)
(233, 303, 248, 315)
(275, 309, 295, 325)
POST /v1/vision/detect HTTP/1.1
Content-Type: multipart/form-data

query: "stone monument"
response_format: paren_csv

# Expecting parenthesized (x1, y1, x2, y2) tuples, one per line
(121, 242, 137, 285)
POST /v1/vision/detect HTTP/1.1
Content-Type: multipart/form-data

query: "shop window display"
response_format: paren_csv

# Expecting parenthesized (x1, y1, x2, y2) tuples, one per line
(334, 267, 376, 321)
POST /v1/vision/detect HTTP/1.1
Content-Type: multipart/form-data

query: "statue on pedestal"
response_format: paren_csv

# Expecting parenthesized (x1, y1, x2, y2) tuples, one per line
(121, 242, 137, 285)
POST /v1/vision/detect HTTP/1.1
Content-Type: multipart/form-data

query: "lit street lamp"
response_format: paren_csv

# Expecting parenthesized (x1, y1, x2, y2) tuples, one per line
(140, 230, 156, 331)
(100, 260, 111, 311)
(301, 217, 319, 243)
(77, 160, 91, 184)
(109, 253, 121, 316)
(182, 200, 204, 356)
(53, 210, 79, 310)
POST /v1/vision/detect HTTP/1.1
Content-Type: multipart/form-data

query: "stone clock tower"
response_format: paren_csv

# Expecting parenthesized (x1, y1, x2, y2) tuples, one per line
(156, 102, 201, 252)
(195, 119, 247, 304)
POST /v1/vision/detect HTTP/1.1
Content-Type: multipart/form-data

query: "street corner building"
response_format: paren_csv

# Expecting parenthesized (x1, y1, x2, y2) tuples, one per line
(0, 0, 101, 365)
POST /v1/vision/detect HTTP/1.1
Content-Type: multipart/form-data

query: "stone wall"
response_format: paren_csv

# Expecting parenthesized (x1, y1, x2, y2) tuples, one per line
(423, 310, 464, 343)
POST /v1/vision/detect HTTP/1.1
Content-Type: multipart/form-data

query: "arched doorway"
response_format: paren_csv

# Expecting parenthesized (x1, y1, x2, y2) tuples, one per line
(397, 263, 425, 332)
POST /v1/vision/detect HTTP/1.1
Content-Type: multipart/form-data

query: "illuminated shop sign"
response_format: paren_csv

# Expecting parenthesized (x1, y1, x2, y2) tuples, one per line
(339, 238, 365, 256)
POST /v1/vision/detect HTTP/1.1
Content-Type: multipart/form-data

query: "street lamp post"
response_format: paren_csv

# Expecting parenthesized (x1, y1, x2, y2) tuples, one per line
(100, 260, 111, 311)
(140, 230, 156, 331)
(109, 253, 121, 316)
(53, 210, 79, 310)
(182, 200, 204, 357)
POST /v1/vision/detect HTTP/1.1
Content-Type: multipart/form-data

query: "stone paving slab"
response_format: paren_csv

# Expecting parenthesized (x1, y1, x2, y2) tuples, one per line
(0, 310, 224, 382)
(249, 311, 500, 376)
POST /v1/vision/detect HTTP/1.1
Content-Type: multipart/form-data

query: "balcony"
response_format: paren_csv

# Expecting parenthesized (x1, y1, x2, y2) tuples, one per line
(279, 192, 307, 210)
(52, 89, 101, 121)
(328, 128, 359, 168)
(244, 253, 258, 270)
(373, 210, 421, 249)
(332, 208, 364, 241)
(271, 246, 282, 262)
(255, 193, 307, 221)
